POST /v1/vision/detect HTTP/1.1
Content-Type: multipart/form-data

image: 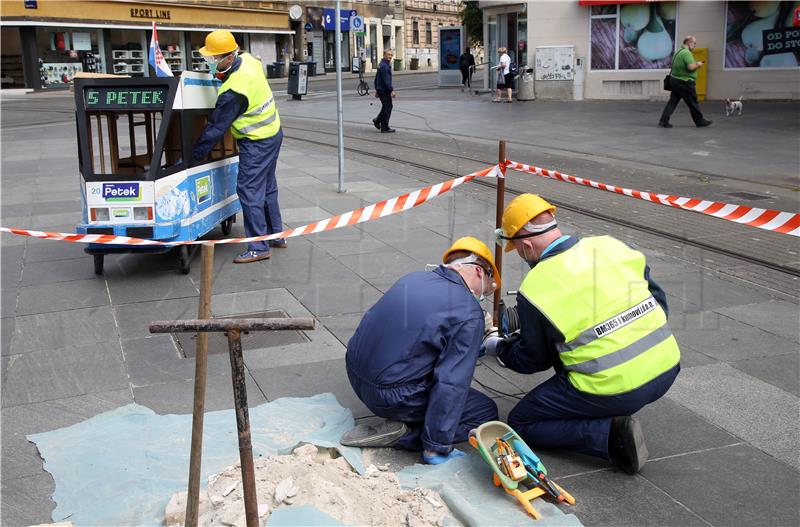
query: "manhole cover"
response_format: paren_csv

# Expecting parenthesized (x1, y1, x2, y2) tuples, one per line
(722, 191, 771, 201)
(175, 309, 309, 358)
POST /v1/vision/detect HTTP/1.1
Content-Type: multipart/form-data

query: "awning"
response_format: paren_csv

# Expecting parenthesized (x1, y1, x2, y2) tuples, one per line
(0, 20, 294, 35)
(579, 1, 665, 5)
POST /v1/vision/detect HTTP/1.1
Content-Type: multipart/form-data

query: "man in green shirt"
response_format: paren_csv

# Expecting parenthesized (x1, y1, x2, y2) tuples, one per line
(659, 36, 712, 128)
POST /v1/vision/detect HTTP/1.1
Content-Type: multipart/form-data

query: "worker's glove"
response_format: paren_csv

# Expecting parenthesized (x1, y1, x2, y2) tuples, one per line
(482, 333, 504, 356)
(423, 448, 466, 465)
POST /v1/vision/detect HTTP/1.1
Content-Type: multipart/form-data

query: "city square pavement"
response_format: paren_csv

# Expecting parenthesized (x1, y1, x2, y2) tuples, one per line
(1, 86, 799, 526)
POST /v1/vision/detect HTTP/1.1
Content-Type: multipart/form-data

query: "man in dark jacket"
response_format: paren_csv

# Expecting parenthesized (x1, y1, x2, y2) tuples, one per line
(341, 238, 500, 465)
(372, 49, 396, 133)
(459, 48, 476, 89)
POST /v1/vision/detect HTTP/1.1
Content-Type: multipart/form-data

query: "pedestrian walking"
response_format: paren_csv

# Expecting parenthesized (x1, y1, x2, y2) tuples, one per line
(484, 194, 681, 475)
(372, 49, 396, 133)
(341, 238, 501, 465)
(459, 47, 475, 89)
(659, 35, 712, 128)
(493, 47, 513, 103)
(192, 30, 286, 264)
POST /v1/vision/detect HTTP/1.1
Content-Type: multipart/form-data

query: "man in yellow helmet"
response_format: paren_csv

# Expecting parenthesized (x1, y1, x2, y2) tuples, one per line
(484, 194, 680, 474)
(192, 30, 285, 264)
(341, 237, 500, 465)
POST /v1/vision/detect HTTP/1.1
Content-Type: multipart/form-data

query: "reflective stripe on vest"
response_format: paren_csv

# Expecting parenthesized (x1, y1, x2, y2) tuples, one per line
(218, 53, 280, 140)
(519, 236, 680, 395)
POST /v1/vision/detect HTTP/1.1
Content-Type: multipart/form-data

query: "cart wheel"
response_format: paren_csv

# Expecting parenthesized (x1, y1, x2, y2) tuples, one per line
(221, 214, 234, 236)
(93, 254, 104, 275)
(178, 245, 191, 274)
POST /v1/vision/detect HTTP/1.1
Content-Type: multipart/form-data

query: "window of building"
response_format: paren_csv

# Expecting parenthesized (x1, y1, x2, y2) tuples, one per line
(425, 21, 432, 45)
(413, 20, 419, 45)
(589, 2, 677, 70)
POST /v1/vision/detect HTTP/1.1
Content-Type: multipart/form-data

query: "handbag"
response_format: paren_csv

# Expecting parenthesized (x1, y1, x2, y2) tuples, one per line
(663, 74, 671, 91)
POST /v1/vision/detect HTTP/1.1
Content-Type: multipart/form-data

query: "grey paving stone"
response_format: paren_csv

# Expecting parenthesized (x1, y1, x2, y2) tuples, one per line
(481, 358, 554, 395)
(16, 278, 109, 316)
(249, 358, 372, 419)
(715, 300, 800, 344)
(751, 433, 800, 470)
(7, 306, 118, 356)
(1, 473, 55, 526)
(132, 370, 266, 415)
(20, 256, 98, 286)
(472, 362, 524, 399)
(286, 279, 383, 317)
(318, 312, 363, 346)
(1, 244, 24, 282)
(637, 397, 740, 460)
(730, 352, 799, 397)
(667, 363, 799, 444)
(1, 432, 45, 480)
(336, 250, 423, 292)
(23, 237, 88, 262)
(1, 317, 13, 355)
(673, 342, 719, 368)
(1, 285, 17, 318)
(657, 270, 776, 312)
(491, 394, 520, 422)
(113, 297, 199, 341)
(671, 310, 797, 362)
(2, 342, 129, 407)
(564, 470, 708, 527)
(122, 334, 233, 387)
(106, 270, 198, 305)
(306, 228, 390, 257)
(641, 444, 800, 527)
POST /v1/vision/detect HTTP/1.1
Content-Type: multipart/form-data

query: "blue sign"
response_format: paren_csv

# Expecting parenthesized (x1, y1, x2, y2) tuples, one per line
(323, 8, 355, 31)
(24, 0, 38, 7)
(102, 183, 141, 202)
(304, 22, 312, 31)
(350, 16, 365, 33)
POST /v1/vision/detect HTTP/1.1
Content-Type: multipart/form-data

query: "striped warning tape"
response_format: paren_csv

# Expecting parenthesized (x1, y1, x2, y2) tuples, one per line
(506, 160, 800, 237)
(0, 165, 502, 246)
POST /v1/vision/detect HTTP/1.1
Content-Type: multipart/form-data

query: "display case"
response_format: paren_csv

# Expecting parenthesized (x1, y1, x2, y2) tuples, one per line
(112, 49, 144, 76)
(191, 50, 209, 72)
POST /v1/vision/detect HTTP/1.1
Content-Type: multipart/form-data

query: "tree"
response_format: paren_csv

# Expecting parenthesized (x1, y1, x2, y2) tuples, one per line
(460, 1, 483, 46)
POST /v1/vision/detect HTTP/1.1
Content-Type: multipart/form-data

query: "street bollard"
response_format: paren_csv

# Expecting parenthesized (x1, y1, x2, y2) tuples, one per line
(150, 317, 315, 527)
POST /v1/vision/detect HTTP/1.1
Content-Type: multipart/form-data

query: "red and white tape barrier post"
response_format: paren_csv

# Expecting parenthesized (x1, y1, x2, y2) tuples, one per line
(506, 161, 800, 237)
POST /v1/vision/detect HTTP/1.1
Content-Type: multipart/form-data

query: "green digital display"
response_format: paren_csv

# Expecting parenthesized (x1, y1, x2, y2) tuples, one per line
(84, 86, 168, 110)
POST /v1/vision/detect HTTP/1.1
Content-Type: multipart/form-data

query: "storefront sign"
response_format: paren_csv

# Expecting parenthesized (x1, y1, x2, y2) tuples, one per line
(763, 27, 800, 55)
(323, 8, 354, 31)
(84, 86, 169, 110)
(24, 0, 37, 8)
(130, 7, 171, 20)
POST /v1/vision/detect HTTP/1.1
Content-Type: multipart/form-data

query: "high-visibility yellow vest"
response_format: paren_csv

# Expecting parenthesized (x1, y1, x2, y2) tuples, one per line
(519, 236, 680, 395)
(218, 53, 280, 140)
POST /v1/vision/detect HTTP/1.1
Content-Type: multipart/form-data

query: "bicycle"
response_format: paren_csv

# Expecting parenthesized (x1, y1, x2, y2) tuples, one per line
(356, 67, 370, 96)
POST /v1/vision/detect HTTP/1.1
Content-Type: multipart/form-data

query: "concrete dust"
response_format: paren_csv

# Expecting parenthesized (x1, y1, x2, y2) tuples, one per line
(165, 444, 454, 527)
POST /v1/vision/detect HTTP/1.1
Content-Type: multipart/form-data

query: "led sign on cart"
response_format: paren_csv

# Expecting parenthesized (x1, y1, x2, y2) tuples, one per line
(84, 86, 168, 110)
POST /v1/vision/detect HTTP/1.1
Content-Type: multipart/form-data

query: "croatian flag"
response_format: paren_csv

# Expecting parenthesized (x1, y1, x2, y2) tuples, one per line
(148, 22, 173, 77)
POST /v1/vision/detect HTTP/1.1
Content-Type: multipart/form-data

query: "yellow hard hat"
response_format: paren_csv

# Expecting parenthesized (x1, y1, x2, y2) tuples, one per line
(442, 236, 501, 291)
(499, 194, 556, 253)
(199, 30, 239, 56)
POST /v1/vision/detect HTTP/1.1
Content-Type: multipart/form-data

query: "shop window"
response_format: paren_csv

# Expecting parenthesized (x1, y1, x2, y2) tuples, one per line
(589, 2, 677, 70)
(413, 20, 419, 45)
(724, 1, 800, 69)
(426, 22, 432, 45)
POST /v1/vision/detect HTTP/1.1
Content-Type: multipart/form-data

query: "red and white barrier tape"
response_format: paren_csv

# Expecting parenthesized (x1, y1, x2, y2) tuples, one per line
(0, 165, 502, 246)
(506, 160, 800, 237)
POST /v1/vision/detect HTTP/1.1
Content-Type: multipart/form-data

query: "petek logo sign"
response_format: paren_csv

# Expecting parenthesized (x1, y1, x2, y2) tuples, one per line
(102, 183, 141, 202)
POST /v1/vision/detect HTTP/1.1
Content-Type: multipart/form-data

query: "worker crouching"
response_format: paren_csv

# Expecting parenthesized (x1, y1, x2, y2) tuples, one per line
(485, 194, 680, 474)
(341, 237, 500, 464)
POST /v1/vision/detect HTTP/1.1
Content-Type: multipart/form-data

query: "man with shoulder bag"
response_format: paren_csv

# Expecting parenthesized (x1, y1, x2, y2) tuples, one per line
(659, 35, 712, 128)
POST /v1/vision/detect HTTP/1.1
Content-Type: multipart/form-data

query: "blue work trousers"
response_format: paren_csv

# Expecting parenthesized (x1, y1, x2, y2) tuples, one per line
(236, 130, 284, 252)
(507, 366, 679, 459)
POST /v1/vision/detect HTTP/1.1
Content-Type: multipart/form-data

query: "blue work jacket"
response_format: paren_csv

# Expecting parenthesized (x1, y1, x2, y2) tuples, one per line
(346, 265, 484, 452)
(192, 57, 248, 162)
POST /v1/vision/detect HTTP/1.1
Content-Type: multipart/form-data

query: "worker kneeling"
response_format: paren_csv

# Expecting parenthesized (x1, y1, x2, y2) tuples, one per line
(341, 237, 500, 464)
(485, 194, 680, 474)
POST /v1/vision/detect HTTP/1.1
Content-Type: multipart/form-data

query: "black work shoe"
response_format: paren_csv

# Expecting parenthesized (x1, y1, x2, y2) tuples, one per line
(340, 419, 407, 447)
(608, 416, 648, 475)
(381, 128, 396, 133)
(269, 239, 288, 249)
(696, 119, 713, 127)
(658, 121, 673, 128)
(372, 118, 381, 130)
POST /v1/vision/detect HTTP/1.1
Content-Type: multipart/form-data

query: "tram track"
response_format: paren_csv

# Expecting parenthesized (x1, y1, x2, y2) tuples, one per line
(282, 124, 800, 278)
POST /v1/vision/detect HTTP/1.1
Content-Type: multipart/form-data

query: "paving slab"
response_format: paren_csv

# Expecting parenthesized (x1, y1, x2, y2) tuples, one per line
(1, 473, 56, 526)
(23, 237, 88, 263)
(16, 278, 109, 316)
(317, 312, 363, 347)
(106, 270, 198, 305)
(249, 358, 371, 419)
(113, 297, 200, 341)
(7, 306, 118, 356)
(122, 334, 232, 387)
(640, 444, 800, 527)
(336, 250, 423, 292)
(1, 342, 129, 408)
(715, 300, 800, 344)
(19, 256, 97, 286)
(563, 470, 709, 527)
(657, 270, 776, 312)
(730, 352, 799, 397)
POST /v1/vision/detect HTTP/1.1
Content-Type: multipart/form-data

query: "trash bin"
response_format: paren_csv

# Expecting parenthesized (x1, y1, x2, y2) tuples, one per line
(287, 61, 308, 100)
(410, 57, 419, 70)
(516, 67, 535, 101)
(271, 61, 285, 78)
(305, 61, 317, 77)
(393, 58, 402, 71)
(266, 64, 278, 79)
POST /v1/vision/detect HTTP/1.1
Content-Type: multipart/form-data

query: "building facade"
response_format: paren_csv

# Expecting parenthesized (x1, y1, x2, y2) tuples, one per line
(0, 0, 292, 90)
(480, 1, 800, 100)
(404, 0, 461, 70)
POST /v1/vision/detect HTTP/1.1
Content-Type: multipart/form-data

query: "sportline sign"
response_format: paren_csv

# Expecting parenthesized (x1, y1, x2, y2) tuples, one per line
(2, 161, 798, 246)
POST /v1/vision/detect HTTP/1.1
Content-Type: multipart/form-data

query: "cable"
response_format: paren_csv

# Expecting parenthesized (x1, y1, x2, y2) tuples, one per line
(472, 371, 524, 400)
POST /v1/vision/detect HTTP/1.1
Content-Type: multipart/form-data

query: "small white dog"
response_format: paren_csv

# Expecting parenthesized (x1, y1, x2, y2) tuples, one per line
(725, 97, 743, 116)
